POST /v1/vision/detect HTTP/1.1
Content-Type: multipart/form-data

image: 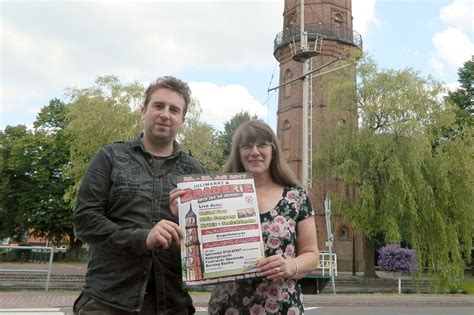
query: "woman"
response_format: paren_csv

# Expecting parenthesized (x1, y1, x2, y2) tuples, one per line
(171, 120, 319, 314)
(209, 120, 318, 314)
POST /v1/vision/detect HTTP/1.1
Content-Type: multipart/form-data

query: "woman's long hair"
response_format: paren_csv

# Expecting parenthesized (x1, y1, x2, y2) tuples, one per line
(223, 120, 300, 187)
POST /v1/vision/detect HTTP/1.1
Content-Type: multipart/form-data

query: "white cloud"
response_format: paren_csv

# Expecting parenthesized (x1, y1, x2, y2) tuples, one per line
(429, 1, 474, 79)
(190, 82, 268, 131)
(0, 85, 43, 114)
(428, 57, 445, 76)
(352, 0, 378, 37)
(432, 27, 474, 69)
(0, 1, 283, 129)
(444, 80, 460, 92)
(439, 0, 473, 31)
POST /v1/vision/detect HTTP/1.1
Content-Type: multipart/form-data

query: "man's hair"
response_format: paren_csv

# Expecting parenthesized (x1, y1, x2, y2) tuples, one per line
(143, 76, 191, 117)
(223, 119, 300, 187)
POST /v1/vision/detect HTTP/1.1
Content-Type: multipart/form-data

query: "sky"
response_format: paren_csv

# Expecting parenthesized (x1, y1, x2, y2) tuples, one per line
(1, 0, 473, 132)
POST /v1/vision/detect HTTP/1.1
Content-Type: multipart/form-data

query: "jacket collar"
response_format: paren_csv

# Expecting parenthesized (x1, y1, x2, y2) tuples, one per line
(132, 133, 182, 158)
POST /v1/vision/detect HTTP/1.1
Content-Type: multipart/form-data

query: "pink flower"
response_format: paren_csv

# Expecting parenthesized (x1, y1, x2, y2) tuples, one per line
(250, 304, 265, 315)
(264, 300, 280, 313)
(242, 296, 250, 306)
(256, 283, 269, 296)
(284, 244, 295, 258)
(274, 277, 285, 287)
(288, 219, 296, 232)
(212, 286, 225, 302)
(221, 293, 229, 303)
(287, 279, 296, 293)
(268, 284, 281, 300)
(267, 236, 281, 249)
(208, 301, 220, 314)
(225, 308, 239, 315)
(270, 209, 278, 217)
(284, 230, 291, 239)
(269, 222, 284, 237)
(282, 292, 290, 302)
(274, 215, 287, 225)
(225, 283, 238, 295)
(262, 222, 271, 233)
(294, 200, 302, 213)
(288, 306, 300, 315)
(285, 190, 298, 203)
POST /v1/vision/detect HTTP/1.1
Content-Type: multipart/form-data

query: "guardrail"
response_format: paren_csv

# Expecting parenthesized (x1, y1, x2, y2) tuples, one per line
(0, 245, 54, 290)
(274, 23, 363, 52)
(315, 251, 337, 277)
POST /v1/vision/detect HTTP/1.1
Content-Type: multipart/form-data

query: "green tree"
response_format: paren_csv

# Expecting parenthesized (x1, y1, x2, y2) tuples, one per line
(65, 75, 143, 202)
(179, 100, 223, 172)
(0, 99, 76, 249)
(445, 56, 473, 129)
(0, 125, 34, 242)
(314, 56, 474, 290)
(217, 111, 257, 167)
(32, 99, 84, 256)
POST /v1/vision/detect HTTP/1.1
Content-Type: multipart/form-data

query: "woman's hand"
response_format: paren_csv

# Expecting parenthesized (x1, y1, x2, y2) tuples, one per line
(257, 254, 296, 280)
(169, 188, 186, 217)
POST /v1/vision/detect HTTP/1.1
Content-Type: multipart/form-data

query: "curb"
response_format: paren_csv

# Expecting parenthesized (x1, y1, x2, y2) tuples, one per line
(0, 291, 473, 309)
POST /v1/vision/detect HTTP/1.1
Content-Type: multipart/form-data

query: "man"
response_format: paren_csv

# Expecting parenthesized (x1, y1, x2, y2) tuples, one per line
(73, 76, 206, 314)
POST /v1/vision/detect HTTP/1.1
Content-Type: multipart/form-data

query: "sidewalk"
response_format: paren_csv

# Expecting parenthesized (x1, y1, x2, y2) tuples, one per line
(0, 262, 86, 275)
(1, 262, 473, 309)
(0, 291, 473, 309)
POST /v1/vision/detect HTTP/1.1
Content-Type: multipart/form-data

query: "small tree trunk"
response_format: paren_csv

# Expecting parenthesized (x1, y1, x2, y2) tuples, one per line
(66, 234, 83, 260)
(363, 236, 377, 278)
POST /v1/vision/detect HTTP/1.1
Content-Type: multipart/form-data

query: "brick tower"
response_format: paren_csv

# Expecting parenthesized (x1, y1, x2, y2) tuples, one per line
(185, 205, 203, 280)
(273, 0, 364, 271)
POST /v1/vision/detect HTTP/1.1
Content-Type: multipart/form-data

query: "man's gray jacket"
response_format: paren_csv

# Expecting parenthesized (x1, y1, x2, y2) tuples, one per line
(74, 135, 206, 313)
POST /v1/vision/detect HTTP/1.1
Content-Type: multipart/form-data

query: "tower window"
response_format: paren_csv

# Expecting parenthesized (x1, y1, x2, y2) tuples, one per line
(283, 119, 291, 130)
(286, 15, 296, 29)
(284, 69, 293, 98)
(334, 13, 344, 24)
(339, 226, 350, 240)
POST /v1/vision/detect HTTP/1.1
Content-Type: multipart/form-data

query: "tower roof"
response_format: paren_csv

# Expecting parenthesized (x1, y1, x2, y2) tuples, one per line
(185, 204, 196, 218)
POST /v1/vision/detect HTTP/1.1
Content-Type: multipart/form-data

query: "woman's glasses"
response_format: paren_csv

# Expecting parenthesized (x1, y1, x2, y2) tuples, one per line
(239, 142, 272, 153)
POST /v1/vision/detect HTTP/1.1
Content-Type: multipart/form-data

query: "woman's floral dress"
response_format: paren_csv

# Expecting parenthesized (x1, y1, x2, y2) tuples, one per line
(208, 186, 314, 315)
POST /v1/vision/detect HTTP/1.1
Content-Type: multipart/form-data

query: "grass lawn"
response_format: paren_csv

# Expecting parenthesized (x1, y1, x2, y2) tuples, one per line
(458, 280, 474, 294)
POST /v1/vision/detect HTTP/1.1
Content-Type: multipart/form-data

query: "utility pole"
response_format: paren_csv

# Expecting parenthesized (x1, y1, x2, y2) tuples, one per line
(325, 196, 336, 294)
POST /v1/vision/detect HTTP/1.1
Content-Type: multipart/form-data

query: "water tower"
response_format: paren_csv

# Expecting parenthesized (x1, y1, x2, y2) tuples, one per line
(273, 0, 363, 272)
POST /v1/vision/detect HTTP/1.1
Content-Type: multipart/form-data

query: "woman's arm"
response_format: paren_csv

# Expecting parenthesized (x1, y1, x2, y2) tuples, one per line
(258, 216, 319, 280)
(292, 216, 319, 279)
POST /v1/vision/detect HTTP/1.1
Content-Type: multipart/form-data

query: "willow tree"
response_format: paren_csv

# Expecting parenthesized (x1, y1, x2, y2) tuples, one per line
(314, 56, 474, 290)
(65, 75, 144, 203)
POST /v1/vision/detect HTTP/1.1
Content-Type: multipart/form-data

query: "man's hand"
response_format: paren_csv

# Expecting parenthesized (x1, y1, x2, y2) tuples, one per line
(146, 219, 184, 249)
(169, 188, 186, 217)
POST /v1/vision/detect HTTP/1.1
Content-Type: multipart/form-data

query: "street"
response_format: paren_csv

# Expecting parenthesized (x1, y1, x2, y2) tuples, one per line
(193, 306, 474, 315)
(303, 307, 473, 315)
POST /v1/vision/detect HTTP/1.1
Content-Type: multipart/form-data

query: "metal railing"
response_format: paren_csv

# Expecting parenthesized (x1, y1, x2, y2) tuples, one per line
(274, 23, 363, 52)
(315, 251, 337, 277)
(0, 245, 54, 290)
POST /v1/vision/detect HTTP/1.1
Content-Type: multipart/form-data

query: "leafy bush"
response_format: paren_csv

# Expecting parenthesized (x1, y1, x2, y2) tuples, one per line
(0, 249, 17, 262)
(378, 244, 417, 273)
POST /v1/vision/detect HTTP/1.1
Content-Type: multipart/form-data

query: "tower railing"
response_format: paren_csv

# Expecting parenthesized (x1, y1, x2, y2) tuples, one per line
(274, 23, 362, 53)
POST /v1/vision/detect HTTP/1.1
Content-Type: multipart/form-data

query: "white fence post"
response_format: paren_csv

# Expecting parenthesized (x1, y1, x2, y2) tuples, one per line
(0, 245, 54, 291)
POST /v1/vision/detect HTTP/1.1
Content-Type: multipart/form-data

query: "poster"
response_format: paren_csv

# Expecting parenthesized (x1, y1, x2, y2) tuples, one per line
(177, 172, 265, 287)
